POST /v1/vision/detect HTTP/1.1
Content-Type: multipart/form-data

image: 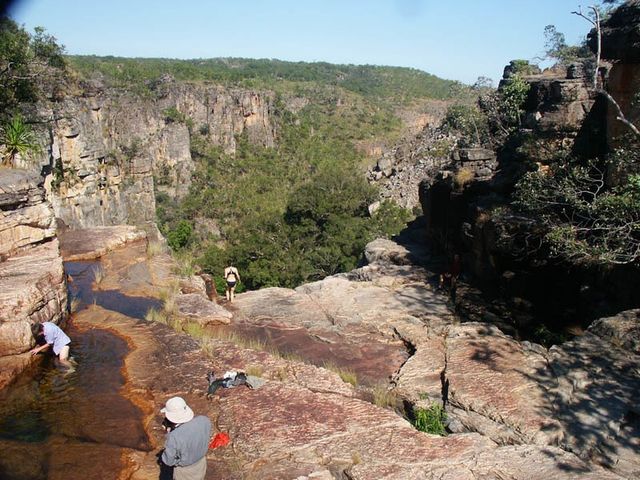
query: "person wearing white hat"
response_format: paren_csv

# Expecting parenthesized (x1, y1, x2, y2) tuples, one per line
(160, 396, 212, 480)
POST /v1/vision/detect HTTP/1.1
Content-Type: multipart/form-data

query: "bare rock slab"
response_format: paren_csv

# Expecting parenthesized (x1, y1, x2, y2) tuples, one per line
(0, 169, 56, 257)
(549, 332, 640, 478)
(58, 225, 146, 261)
(174, 293, 232, 325)
(444, 323, 563, 446)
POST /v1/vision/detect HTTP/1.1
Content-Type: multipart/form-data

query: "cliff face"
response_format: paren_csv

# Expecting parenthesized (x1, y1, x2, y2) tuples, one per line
(419, 4, 640, 331)
(35, 78, 276, 229)
(598, 0, 640, 144)
(0, 170, 67, 388)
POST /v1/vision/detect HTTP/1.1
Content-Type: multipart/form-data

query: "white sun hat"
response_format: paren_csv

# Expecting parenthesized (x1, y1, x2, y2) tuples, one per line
(161, 396, 194, 424)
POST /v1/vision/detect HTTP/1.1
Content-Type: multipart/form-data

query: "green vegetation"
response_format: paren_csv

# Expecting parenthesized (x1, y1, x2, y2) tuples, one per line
(1, 22, 447, 289)
(68, 56, 463, 105)
(542, 25, 592, 66)
(0, 19, 67, 167)
(413, 403, 447, 436)
(513, 149, 640, 265)
(158, 86, 413, 290)
(443, 71, 530, 148)
(0, 18, 66, 116)
(532, 324, 569, 348)
(0, 113, 41, 166)
(441, 103, 490, 147)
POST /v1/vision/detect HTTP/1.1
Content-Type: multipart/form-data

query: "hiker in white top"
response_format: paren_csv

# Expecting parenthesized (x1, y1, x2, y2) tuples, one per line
(30, 322, 72, 367)
(223, 265, 240, 302)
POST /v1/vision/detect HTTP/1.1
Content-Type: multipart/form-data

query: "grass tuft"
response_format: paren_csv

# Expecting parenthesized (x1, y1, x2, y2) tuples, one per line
(371, 383, 398, 408)
(323, 361, 358, 386)
(146, 241, 164, 258)
(69, 296, 82, 314)
(145, 307, 169, 324)
(92, 264, 106, 285)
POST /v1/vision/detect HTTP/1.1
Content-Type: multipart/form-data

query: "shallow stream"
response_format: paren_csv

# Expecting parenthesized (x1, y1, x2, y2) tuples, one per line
(0, 260, 157, 480)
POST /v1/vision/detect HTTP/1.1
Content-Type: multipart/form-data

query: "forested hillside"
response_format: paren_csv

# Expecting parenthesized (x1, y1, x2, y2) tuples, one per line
(69, 56, 461, 104)
(66, 55, 468, 290)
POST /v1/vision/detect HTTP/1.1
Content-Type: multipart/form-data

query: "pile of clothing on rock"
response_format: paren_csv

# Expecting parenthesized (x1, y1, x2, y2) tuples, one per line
(206, 370, 266, 397)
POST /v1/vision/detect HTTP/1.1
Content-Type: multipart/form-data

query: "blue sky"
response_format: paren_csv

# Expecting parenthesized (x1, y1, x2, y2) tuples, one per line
(9, 0, 594, 84)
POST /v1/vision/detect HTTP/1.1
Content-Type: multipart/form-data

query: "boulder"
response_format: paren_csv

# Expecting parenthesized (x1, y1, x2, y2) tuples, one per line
(589, 308, 640, 354)
(174, 293, 232, 325)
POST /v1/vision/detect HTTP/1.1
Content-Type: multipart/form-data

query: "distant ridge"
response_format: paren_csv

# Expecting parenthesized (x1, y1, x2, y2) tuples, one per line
(68, 55, 463, 103)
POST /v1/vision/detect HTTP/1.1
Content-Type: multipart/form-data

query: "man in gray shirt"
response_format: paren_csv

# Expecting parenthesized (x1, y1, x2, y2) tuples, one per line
(30, 322, 72, 367)
(161, 396, 211, 480)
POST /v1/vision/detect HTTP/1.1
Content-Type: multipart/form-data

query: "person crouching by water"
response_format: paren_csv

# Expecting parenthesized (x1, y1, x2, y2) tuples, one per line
(223, 264, 240, 302)
(30, 322, 72, 368)
(160, 396, 211, 480)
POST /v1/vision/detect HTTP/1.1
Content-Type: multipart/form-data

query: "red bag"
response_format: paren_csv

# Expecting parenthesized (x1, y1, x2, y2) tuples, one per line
(209, 432, 230, 449)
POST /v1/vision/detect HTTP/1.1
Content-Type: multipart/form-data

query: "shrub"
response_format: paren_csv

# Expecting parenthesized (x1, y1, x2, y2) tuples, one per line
(442, 104, 489, 147)
(513, 155, 640, 265)
(166, 220, 193, 251)
(413, 403, 447, 436)
(454, 167, 475, 190)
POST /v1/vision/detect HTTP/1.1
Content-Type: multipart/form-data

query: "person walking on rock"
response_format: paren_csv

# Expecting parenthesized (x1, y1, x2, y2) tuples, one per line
(30, 321, 72, 368)
(224, 264, 240, 302)
(160, 396, 211, 480)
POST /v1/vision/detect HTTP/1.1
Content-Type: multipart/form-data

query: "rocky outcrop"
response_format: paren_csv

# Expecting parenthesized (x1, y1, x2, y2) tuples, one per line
(592, 0, 640, 63)
(46, 233, 631, 479)
(0, 170, 66, 388)
(0, 169, 57, 257)
(58, 225, 147, 261)
(594, 0, 640, 146)
(368, 126, 455, 209)
(174, 293, 232, 325)
(589, 308, 640, 354)
(29, 80, 277, 229)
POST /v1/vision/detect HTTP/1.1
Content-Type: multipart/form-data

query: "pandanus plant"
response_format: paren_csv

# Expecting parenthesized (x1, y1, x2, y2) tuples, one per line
(1, 114, 41, 167)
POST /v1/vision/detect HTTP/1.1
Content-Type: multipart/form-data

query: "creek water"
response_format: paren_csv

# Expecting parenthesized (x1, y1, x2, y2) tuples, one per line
(0, 260, 157, 480)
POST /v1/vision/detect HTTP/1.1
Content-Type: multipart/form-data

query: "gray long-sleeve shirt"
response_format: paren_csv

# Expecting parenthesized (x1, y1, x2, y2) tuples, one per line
(162, 415, 211, 467)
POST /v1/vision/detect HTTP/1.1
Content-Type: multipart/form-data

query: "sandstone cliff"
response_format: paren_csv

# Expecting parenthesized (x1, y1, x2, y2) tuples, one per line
(418, 3, 640, 332)
(0, 169, 67, 388)
(27, 77, 276, 229)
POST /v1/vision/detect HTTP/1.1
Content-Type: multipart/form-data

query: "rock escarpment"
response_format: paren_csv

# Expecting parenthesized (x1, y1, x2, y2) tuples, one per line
(418, 3, 640, 329)
(0, 170, 67, 388)
(32, 79, 276, 229)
